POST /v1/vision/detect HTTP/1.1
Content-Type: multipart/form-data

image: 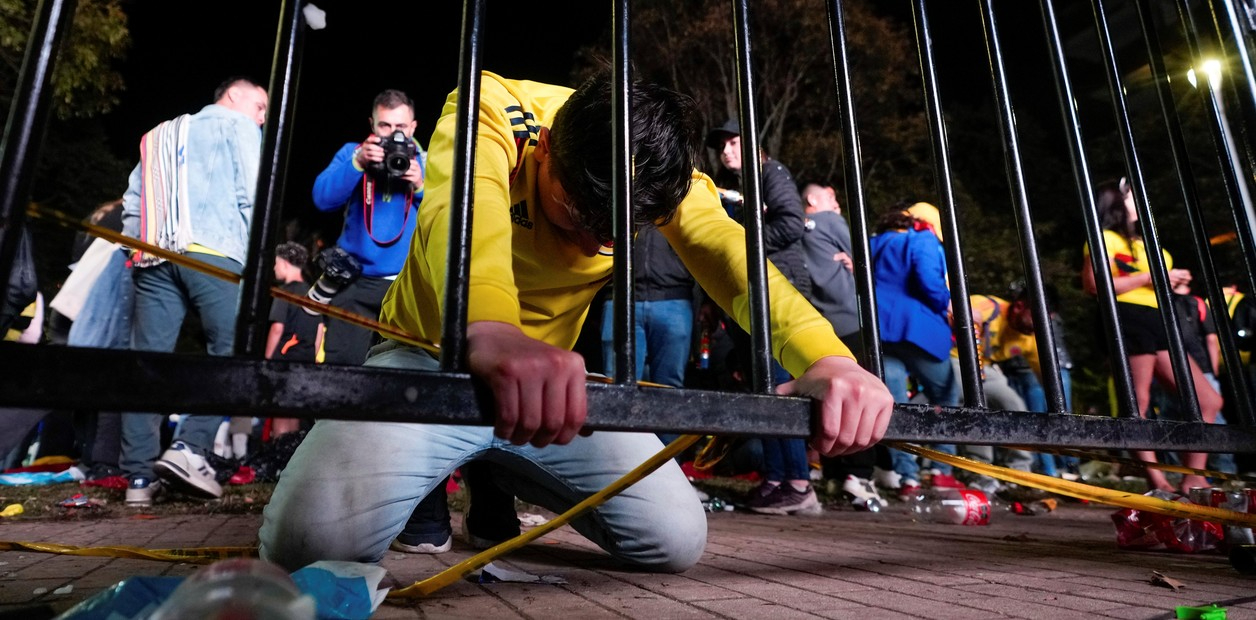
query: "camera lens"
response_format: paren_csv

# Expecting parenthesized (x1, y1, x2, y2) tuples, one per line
(385, 154, 410, 174)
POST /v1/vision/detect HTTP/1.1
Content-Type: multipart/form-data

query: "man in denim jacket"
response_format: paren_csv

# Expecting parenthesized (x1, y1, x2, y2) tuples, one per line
(118, 77, 268, 506)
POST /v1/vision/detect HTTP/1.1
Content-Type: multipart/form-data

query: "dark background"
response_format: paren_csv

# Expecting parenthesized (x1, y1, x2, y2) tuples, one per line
(102, 0, 609, 242)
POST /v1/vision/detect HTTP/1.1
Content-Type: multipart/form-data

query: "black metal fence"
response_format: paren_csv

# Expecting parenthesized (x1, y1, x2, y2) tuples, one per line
(1, 0, 1255, 455)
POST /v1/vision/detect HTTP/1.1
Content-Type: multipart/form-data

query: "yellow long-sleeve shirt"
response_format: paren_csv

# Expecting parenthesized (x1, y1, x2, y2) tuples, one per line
(380, 72, 849, 377)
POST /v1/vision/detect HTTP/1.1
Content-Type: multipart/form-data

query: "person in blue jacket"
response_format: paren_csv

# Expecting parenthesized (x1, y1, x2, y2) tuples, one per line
(870, 202, 963, 496)
(312, 89, 426, 367)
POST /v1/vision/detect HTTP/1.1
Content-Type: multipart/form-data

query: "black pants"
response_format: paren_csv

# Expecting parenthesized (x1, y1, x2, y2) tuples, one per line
(323, 276, 393, 366)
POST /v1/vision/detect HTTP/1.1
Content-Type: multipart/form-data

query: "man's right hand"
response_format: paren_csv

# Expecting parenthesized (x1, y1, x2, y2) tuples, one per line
(354, 135, 385, 169)
(466, 321, 588, 448)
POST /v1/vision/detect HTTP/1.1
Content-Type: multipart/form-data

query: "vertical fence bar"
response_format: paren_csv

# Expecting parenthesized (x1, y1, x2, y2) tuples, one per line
(1039, 0, 1138, 417)
(911, 0, 984, 407)
(1093, 0, 1203, 421)
(730, 0, 773, 393)
(823, 0, 882, 377)
(611, 0, 636, 385)
(979, 0, 1066, 413)
(1214, 0, 1256, 179)
(1190, 0, 1256, 301)
(1180, 0, 1256, 428)
(0, 0, 77, 304)
(440, 0, 486, 373)
(235, 0, 307, 357)
(1140, 0, 1255, 427)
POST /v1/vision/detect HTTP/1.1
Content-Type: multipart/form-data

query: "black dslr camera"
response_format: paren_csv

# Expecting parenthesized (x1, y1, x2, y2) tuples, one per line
(305, 247, 363, 315)
(369, 130, 417, 179)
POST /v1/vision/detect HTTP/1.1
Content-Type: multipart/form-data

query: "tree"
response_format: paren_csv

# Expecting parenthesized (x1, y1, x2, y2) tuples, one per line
(1, 0, 130, 302)
(0, 0, 129, 119)
(572, 0, 934, 209)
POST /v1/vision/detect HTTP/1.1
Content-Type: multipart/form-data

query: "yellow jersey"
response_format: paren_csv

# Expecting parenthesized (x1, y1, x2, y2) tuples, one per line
(380, 72, 850, 377)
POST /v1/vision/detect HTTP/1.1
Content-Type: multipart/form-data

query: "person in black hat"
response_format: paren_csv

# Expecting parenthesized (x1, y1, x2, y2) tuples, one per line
(705, 118, 817, 515)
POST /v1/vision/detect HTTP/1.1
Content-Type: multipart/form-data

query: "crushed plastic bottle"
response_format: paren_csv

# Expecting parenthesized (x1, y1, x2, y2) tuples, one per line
(150, 558, 316, 620)
(904, 488, 990, 525)
(703, 497, 733, 512)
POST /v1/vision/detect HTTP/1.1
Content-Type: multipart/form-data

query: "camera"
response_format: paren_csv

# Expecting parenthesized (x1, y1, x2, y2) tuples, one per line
(369, 130, 417, 179)
(304, 247, 363, 315)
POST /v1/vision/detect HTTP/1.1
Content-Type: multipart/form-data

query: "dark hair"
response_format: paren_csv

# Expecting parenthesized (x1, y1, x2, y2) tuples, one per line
(373, 89, 415, 114)
(547, 70, 701, 240)
(213, 77, 262, 103)
(874, 201, 916, 234)
(275, 241, 309, 269)
(1095, 179, 1137, 239)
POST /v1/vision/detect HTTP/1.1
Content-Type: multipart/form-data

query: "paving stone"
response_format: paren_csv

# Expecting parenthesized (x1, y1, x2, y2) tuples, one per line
(1, 503, 1254, 618)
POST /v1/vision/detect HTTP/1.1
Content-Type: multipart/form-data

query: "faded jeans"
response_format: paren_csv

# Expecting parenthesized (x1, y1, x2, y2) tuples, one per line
(883, 342, 960, 479)
(120, 253, 239, 479)
(259, 343, 707, 573)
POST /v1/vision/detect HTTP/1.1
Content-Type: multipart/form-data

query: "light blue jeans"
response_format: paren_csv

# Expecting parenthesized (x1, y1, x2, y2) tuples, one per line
(259, 343, 707, 572)
(600, 298, 693, 388)
(601, 298, 694, 450)
(120, 253, 239, 479)
(883, 342, 960, 479)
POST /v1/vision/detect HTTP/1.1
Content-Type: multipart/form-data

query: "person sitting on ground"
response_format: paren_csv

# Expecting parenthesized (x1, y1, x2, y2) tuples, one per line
(258, 70, 894, 572)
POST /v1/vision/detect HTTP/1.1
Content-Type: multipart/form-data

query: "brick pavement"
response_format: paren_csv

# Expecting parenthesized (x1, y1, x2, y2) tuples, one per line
(0, 503, 1253, 618)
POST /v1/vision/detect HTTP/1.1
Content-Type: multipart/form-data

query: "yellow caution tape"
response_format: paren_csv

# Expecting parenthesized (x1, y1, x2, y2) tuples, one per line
(387, 433, 702, 598)
(1005, 444, 1256, 484)
(897, 443, 1256, 527)
(0, 541, 255, 563)
(25, 203, 434, 351)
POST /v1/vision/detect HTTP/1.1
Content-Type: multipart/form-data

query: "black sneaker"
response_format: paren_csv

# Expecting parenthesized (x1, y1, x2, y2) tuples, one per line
(749, 484, 821, 515)
(391, 484, 453, 554)
(390, 533, 452, 554)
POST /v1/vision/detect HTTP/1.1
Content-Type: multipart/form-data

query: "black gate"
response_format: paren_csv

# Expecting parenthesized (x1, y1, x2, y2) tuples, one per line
(1, 0, 1254, 455)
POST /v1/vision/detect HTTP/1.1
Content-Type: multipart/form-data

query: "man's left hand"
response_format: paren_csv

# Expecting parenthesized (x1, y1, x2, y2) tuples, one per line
(401, 158, 424, 189)
(776, 355, 894, 457)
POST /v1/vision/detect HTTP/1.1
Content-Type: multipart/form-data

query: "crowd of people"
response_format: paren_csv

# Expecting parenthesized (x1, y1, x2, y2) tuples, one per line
(2, 70, 1253, 574)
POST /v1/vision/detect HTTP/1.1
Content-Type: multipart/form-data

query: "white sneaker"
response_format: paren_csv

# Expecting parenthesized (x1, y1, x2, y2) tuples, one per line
(125, 477, 162, 507)
(154, 441, 223, 499)
(842, 475, 885, 504)
(872, 467, 901, 490)
(390, 535, 452, 554)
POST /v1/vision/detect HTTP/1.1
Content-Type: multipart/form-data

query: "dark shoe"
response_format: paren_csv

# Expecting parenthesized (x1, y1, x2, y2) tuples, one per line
(749, 484, 820, 515)
(390, 533, 452, 554)
(83, 463, 122, 481)
(393, 484, 453, 554)
(462, 463, 521, 549)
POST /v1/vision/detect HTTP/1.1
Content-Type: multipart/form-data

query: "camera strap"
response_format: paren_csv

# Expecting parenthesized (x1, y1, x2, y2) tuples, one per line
(362, 176, 413, 245)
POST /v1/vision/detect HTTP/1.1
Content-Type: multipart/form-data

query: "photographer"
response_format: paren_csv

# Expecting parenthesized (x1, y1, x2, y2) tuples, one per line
(312, 89, 426, 366)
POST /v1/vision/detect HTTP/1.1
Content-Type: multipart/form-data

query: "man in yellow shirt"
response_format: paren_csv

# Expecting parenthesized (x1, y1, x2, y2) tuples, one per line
(260, 71, 893, 572)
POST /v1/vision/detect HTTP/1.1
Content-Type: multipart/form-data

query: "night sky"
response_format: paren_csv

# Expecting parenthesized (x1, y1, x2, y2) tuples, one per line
(99, 1, 1099, 243)
(103, 0, 608, 240)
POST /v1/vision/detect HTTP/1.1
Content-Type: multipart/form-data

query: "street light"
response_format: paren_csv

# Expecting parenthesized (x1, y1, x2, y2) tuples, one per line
(1189, 57, 1256, 271)
(1187, 58, 1223, 88)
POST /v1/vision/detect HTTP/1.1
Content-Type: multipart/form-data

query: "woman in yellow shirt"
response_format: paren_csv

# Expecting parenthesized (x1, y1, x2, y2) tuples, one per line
(1081, 179, 1222, 494)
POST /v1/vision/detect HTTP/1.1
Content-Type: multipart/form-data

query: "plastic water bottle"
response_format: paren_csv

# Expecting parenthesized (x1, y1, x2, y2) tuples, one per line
(150, 558, 316, 620)
(905, 488, 991, 525)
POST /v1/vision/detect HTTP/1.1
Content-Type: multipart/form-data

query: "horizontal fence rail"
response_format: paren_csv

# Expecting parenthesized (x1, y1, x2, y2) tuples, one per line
(2, 342, 1254, 452)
